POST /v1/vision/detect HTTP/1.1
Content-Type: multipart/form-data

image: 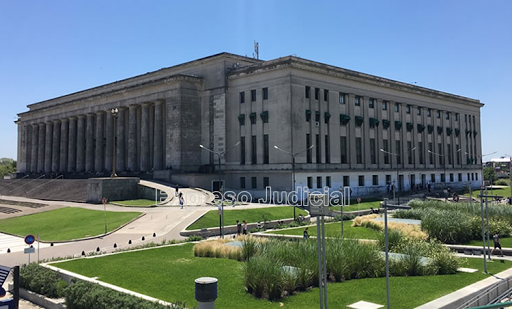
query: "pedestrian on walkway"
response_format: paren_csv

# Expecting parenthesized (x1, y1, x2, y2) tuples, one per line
(303, 227, 309, 240)
(236, 220, 242, 236)
(492, 231, 504, 257)
(179, 192, 184, 209)
(175, 185, 179, 197)
(242, 220, 248, 235)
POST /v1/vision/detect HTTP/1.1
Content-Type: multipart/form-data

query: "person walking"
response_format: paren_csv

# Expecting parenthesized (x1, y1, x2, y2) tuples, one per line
(175, 185, 179, 197)
(242, 220, 248, 235)
(492, 231, 504, 257)
(236, 220, 242, 236)
(303, 227, 309, 240)
(179, 192, 184, 209)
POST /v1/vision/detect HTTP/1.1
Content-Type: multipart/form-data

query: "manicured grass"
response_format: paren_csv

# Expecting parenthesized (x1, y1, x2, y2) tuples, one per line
(462, 187, 511, 199)
(329, 200, 382, 212)
(267, 221, 381, 240)
(52, 242, 512, 309)
(186, 206, 308, 230)
(0, 207, 141, 241)
(112, 199, 157, 207)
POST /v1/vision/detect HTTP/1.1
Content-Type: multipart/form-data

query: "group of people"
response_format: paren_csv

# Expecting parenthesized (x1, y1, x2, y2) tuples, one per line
(236, 220, 248, 236)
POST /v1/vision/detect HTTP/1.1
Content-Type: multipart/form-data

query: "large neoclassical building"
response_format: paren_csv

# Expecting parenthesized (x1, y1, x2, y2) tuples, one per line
(16, 52, 483, 197)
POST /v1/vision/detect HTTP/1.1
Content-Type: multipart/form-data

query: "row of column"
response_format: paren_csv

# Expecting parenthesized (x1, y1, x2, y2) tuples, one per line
(22, 102, 165, 174)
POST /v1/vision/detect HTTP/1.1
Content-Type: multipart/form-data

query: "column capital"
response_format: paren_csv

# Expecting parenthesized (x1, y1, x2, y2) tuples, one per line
(52, 119, 61, 124)
(96, 110, 106, 115)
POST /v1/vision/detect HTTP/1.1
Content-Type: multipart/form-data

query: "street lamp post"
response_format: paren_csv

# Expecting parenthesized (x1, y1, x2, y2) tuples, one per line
(111, 108, 119, 178)
(200, 142, 240, 239)
(274, 145, 315, 220)
(380, 147, 415, 205)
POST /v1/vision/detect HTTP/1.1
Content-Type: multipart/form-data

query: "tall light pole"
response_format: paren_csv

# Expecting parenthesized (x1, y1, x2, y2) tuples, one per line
(110, 108, 119, 178)
(380, 147, 415, 205)
(465, 151, 496, 188)
(274, 144, 315, 220)
(199, 141, 240, 239)
(428, 149, 461, 189)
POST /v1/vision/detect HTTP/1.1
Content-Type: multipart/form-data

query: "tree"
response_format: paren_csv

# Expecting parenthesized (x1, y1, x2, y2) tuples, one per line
(0, 158, 17, 178)
(483, 166, 496, 184)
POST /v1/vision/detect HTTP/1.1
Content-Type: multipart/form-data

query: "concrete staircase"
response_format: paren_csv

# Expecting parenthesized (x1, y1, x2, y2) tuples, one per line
(0, 179, 88, 202)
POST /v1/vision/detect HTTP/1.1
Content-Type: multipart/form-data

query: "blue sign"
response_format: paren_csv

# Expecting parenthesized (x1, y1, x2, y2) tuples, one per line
(24, 234, 35, 245)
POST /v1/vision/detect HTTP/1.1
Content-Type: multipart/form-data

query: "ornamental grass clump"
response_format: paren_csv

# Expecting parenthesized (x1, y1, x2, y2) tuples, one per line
(421, 209, 472, 244)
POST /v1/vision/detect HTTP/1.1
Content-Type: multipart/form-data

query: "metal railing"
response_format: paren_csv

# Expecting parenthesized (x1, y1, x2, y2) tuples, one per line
(457, 276, 512, 308)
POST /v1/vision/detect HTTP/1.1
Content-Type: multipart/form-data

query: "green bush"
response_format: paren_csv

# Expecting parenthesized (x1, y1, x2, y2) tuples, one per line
(421, 209, 473, 244)
(377, 229, 403, 252)
(495, 179, 509, 186)
(241, 237, 258, 261)
(244, 255, 285, 300)
(393, 209, 423, 220)
(20, 263, 66, 298)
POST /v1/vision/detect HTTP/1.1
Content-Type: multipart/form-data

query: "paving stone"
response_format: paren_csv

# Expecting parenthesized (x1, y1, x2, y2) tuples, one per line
(347, 300, 384, 309)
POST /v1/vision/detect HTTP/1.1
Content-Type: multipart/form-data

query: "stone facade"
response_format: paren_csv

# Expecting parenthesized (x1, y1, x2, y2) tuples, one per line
(16, 53, 484, 197)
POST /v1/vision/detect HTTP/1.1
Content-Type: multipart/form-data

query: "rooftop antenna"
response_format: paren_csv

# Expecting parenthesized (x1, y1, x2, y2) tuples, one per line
(253, 41, 259, 60)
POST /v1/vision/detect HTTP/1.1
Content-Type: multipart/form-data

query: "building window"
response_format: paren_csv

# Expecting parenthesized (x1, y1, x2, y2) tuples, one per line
(316, 134, 321, 163)
(326, 176, 331, 188)
(406, 105, 411, 114)
(263, 177, 269, 188)
(369, 98, 375, 108)
(429, 142, 433, 164)
(307, 177, 313, 189)
(370, 138, 376, 164)
(408, 141, 413, 164)
(356, 138, 362, 164)
(305, 86, 310, 99)
(455, 113, 459, 121)
(417, 107, 421, 115)
(437, 110, 441, 118)
(263, 134, 269, 164)
(383, 139, 389, 164)
(260, 111, 269, 123)
(456, 145, 460, 165)
(252, 177, 257, 189)
(305, 110, 311, 122)
(249, 112, 256, 125)
(446, 112, 450, 120)
(396, 141, 401, 164)
(317, 177, 322, 189)
(240, 137, 245, 165)
(315, 88, 320, 100)
(240, 92, 245, 103)
(251, 136, 257, 164)
(325, 135, 330, 163)
(467, 173, 470, 181)
(431, 174, 436, 183)
(427, 109, 431, 117)
(340, 136, 347, 164)
(386, 175, 391, 184)
(238, 114, 245, 126)
(240, 177, 246, 189)
(324, 89, 329, 101)
(251, 89, 256, 102)
(355, 96, 361, 106)
(447, 144, 452, 165)
(307, 134, 312, 163)
(458, 173, 462, 182)
(263, 88, 268, 100)
(382, 101, 388, 110)
(394, 103, 400, 112)
(471, 173, 474, 181)
(358, 175, 364, 186)
(465, 114, 468, 123)
(449, 173, 454, 182)
(438, 143, 443, 165)
(476, 173, 478, 181)
(441, 173, 445, 183)
(339, 92, 346, 104)
(343, 176, 350, 187)
(418, 141, 424, 164)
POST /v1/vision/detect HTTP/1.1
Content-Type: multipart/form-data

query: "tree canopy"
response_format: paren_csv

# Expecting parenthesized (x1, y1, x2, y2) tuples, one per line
(0, 158, 17, 178)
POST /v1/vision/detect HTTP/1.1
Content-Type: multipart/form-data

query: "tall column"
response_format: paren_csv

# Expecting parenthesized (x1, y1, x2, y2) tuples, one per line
(68, 117, 77, 172)
(347, 94, 356, 168)
(44, 122, 53, 173)
(128, 105, 138, 172)
(95, 111, 105, 172)
(153, 101, 163, 170)
(31, 124, 39, 172)
(52, 120, 61, 172)
(362, 97, 371, 168)
(60, 119, 69, 172)
(105, 111, 114, 172)
(85, 113, 95, 172)
(76, 115, 86, 172)
(140, 103, 150, 172)
(116, 108, 126, 172)
(37, 123, 45, 173)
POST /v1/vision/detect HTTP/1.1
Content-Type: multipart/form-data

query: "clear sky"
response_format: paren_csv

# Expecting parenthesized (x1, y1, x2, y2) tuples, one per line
(0, 0, 510, 161)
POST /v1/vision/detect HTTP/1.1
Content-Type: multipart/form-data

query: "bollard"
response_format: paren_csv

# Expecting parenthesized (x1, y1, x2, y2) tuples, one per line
(153, 233, 156, 237)
(81, 251, 85, 256)
(128, 239, 132, 244)
(113, 243, 117, 248)
(142, 236, 145, 241)
(50, 243, 54, 246)
(7, 248, 10, 253)
(195, 277, 218, 309)
(96, 247, 100, 252)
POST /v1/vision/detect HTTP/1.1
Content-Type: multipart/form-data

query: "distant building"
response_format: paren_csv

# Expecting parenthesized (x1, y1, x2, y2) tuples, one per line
(487, 157, 512, 178)
(15, 52, 483, 197)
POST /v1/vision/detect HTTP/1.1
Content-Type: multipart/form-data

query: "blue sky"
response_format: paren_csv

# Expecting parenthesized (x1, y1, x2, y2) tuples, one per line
(0, 0, 511, 161)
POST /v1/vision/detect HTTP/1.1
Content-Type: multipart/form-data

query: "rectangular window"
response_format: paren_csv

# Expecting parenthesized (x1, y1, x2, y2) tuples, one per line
(355, 96, 361, 106)
(408, 141, 413, 164)
(307, 134, 312, 163)
(383, 139, 389, 164)
(396, 141, 401, 164)
(316, 134, 321, 163)
(455, 113, 459, 121)
(317, 176, 322, 189)
(343, 176, 350, 187)
(431, 174, 436, 183)
(324, 89, 329, 101)
(417, 107, 421, 115)
(450, 173, 454, 182)
(458, 173, 462, 182)
(340, 136, 347, 164)
(240, 177, 246, 189)
(465, 114, 468, 123)
(315, 88, 320, 100)
(251, 89, 256, 102)
(438, 143, 443, 165)
(373, 175, 378, 186)
(467, 173, 470, 181)
(429, 142, 433, 164)
(356, 138, 362, 164)
(456, 145, 460, 165)
(471, 173, 474, 181)
(339, 92, 345, 104)
(441, 173, 445, 183)
(325, 135, 330, 163)
(240, 136, 246, 165)
(369, 98, 375, 108)
(263, 88, 268, 100)
(251, 177, 257, 189)
(307, 177, 313, 189)
(418, 141, 424, 164)
(240, 92, 245, 103)
(263, 177, 269, 188)
(394, 103, 400, 112)
(437, 110, 441, 118)
(326, 176, 331, 188)
(406, 105, 411, 114)
(358, 175, 364, 186)
(446, 112, 450, 120)
(427, 109, 431, 117)
(386, 175, 391, 184)
(447, 144, 452, 165)
(382, 101, 388, 110)
(370, 138, 376, 164)
(305, 86, 310, 99)
(263, 134, 269, 164)
(476, 173, 478, 181)
(251, 136, 257, 164)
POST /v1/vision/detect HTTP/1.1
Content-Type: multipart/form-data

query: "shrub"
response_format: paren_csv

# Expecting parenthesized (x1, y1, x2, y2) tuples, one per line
(20, 263, 65, 298)
(421, 209, 473, 244)
(193, 239, 242, 260)
(241, 236, 258, 261)
(393, 209, 424, 220)
(244, 255, 285, 300)
(377, 229, 403, 252)
(495, 179, 508, 186)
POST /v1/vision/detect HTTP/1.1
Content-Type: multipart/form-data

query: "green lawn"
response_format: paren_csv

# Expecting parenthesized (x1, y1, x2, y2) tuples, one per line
(0, 207, 141, 241)
(112, 199, 157, 207)
(466, 236, 512, 248)
(462, 187, 511, 199)
(268, 221, 381, 240)
(186, 206, 308, 230)
(51, 242, 512, 309)
(329, 200, 382, 212)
